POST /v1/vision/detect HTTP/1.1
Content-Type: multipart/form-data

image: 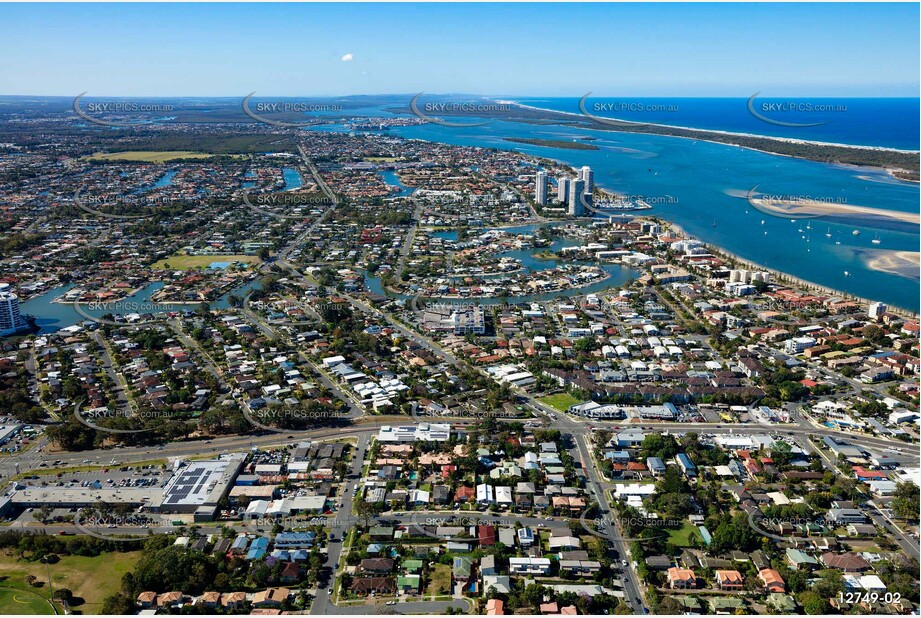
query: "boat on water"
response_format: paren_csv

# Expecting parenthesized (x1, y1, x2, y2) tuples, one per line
(825, 227, 832, 238)
(852, 230, 861, 236)
(592, 198, 652, 212)
(872, 233, 882, 245)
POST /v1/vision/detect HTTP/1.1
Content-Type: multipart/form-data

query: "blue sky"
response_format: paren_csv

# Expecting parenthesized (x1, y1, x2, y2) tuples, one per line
(1, 3, 918, 97)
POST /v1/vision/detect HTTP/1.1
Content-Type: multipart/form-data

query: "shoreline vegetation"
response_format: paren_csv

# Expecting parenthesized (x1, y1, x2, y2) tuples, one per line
(394, 102, 920, 182)
(502, 137, 600, 151)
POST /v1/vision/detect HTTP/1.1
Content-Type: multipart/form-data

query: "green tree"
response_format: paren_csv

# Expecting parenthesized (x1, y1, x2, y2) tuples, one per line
(891, 482, 920, 523)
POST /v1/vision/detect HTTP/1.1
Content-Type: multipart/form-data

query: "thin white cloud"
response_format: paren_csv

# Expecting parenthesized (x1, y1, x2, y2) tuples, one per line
(341, 53, 354, 62)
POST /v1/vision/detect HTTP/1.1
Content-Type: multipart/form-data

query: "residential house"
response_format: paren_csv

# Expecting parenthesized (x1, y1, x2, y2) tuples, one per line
(759, 569, 786, 593)
(251, 588, 290, 608)
(667, 567, 698, 589)
(715, 570, 744, 591)
(350, 578, 396, 596)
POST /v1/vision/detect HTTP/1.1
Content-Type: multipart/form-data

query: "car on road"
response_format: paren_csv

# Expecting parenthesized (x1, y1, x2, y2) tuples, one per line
(327, 588, 333, 595)
(386, 601, 396, 605)
(622, 560, 628, 566)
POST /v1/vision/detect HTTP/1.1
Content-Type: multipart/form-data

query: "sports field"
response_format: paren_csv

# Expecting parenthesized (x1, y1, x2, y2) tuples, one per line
(0, 551, 141, 614)
(150, 254, 261, 270)
(86, 150, 217, 162)
(0, 588, 54, 615)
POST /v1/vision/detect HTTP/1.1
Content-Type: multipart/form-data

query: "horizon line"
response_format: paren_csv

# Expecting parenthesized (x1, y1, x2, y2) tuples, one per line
(2, 93, 919, 100)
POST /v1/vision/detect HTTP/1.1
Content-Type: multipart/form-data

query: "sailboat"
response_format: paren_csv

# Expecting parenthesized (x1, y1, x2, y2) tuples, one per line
(825, 227, 832, 238)
(872, 233, 881, 245)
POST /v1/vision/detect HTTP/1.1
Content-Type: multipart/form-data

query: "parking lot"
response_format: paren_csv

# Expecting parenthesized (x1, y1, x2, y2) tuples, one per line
(19, 464, 171, 490)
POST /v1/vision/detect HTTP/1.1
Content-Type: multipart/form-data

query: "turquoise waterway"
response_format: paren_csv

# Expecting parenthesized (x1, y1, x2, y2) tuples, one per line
(21, 280, 262, 334)
(316, 112, 920, 312)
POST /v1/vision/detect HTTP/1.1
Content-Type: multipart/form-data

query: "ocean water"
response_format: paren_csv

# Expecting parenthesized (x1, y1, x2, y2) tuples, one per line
(515, 97, 920, 151)
(312, 112, 920, 311)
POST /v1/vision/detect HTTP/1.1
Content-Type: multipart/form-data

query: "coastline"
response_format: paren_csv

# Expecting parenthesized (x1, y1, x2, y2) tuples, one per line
(502, 100, 921, 155)
(497, 100, 919, 183)
(665, 220, 918, 318)
(404, 132, 918, 314)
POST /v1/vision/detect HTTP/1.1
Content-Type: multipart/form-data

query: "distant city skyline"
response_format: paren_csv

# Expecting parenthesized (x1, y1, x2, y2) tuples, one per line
(0, 3, 918, 97)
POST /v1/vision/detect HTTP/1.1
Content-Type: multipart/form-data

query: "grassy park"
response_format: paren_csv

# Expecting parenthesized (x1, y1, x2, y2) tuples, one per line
(0, 551, 141, 614)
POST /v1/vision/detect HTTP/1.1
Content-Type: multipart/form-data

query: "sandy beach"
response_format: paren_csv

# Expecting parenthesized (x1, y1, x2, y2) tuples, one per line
(664, 220, 918, 317)
(502, 100, 920, 155)
(747, 195, 920, 226)
(862, 249, 921, 281)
